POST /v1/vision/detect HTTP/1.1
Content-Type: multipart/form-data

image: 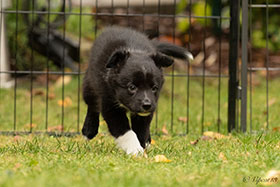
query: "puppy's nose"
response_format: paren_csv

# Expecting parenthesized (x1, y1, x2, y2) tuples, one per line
(142, 100, 152, 111)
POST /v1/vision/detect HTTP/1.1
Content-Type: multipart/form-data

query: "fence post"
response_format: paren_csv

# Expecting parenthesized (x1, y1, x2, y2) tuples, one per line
(240, 0, 248, 132)
(228, 0, 240, 132)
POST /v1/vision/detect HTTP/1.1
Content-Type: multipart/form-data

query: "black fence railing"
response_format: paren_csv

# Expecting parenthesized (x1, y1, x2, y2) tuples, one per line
(2, 0, 276, 136)
(242, 0, 280, 133)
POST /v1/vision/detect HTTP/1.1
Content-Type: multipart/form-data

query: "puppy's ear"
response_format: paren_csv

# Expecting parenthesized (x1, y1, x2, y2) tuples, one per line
(106, 50, 130, 68)
(151, 52, 174, 68)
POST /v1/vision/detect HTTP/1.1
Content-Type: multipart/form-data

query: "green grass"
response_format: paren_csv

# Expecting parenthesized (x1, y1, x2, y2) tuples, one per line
(0, 73, 280, 186)
(0, 133, 279, 187)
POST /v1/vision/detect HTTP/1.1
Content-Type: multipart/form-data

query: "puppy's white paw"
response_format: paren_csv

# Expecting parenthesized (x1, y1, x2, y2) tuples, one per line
(115, 130, 144, 156)
(83, 135, 90, 141)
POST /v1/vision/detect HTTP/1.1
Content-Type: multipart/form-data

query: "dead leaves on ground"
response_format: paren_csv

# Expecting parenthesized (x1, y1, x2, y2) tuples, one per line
(190, 139, 199, 145)
(190, 131, 228, 146)
(133, 153, 172, 164)
(26, 75, 73, 102)
(272, 127, 280, 132)
(218, 152, 228, 163)
(28, 89, 56, 100)
(203, 131, 227, 140)
(154, 155, 172, 163)
(24, 123, 37, 130)
(57, 97, 72, 107)
(54, 76, 72, 88)
(178, 117, 188, 123)
(151, 139, 156, 145)
(47, 125, 64, 132)
(161, 125, 169, 135)
(268, 98, 277, 107)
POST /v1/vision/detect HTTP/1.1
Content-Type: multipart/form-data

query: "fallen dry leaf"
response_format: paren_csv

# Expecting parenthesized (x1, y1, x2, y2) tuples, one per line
(272, 127, 280, 132)
(269, 98, 277, 106)
(178, 117, 188, 123)
(13, 135, 21, 142)
(201, 135, 214, 141)
(48, 93, 56, 100)
(218, 152, 228, 162)
(203, 131, 227, 140)
(24, 123, 37, 129)
(32, 89, 45, 96)
(151, 139, 156, 145)
(13, 163, 22, 170)
(154, 155, 172, 163)
(54, 76, 72, 88)
(58, 97, 72, 107)
(161, 125, 169, 135)
(48, 125, 63, 132)
(261, 170, 280, 186)
(190, 139, 199, 145)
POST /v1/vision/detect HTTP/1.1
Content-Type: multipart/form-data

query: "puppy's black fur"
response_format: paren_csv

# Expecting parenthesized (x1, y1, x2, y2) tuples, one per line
(82, 26, 191, 149)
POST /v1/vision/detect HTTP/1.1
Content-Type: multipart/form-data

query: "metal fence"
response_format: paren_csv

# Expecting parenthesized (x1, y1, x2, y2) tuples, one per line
(0, 0, 277, 136)
(239, 0, 280, 133)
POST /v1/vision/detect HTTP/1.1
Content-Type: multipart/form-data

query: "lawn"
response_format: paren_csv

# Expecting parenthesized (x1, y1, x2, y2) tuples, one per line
(0, 132, 279, 187)
(2, 2, 280, 186)
(0, 73, 280, 186)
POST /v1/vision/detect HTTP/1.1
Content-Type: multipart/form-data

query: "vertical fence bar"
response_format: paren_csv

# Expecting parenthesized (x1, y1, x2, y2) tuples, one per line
(186, 0, 192, 134)
(45, 0, 51, 131)
(30, 0, 35, 133)
(155, 0, 160, 135)
(201, 0, 208, 134)
(241, 0, 248, 132)
(61, 0, 66, 133)
(0, 0, 2, 89)
(217, 8, 222, 133)
(228, 0, 239, 132)
(249, 0, 253, 133)
(170, 0, 176, 133)
(0, 0, 1, 93)
(13, 0, 19, 133)
(77, 0, 83, 133)
(265, 0, 269, 130)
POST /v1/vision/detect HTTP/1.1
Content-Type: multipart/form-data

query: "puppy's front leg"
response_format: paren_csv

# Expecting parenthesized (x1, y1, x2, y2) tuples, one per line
(82, 105, 100, 140)
(102, 104, 144, 155)
(131, 114, 153, 149)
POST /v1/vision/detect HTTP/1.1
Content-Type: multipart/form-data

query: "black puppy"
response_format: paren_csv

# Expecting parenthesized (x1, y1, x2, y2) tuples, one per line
(82, 26, 192, 155)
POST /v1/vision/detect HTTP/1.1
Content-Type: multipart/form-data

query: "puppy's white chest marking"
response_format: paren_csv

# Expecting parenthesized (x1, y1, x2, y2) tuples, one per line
(115, 130, 144, 155)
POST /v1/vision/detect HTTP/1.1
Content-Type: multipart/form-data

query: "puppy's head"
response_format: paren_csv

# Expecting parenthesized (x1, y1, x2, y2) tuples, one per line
(106, 49, 174, 116)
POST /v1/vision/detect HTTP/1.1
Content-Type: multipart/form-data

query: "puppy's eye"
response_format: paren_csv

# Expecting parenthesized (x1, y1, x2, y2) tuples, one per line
(152, 85, 158, 93)
(128, 84, 137, 93)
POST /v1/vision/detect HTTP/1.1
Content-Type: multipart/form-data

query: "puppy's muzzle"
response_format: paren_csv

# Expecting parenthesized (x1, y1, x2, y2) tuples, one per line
(137, 99, 153, 117)
(142, 101, 152, 111)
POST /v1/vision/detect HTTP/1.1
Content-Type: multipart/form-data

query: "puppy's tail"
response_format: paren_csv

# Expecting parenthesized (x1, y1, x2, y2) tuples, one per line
(151, 40, 193, 62)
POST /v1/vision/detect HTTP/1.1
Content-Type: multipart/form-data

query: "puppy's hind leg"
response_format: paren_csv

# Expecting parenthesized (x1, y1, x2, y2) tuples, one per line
(82, 105, 99, 140)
